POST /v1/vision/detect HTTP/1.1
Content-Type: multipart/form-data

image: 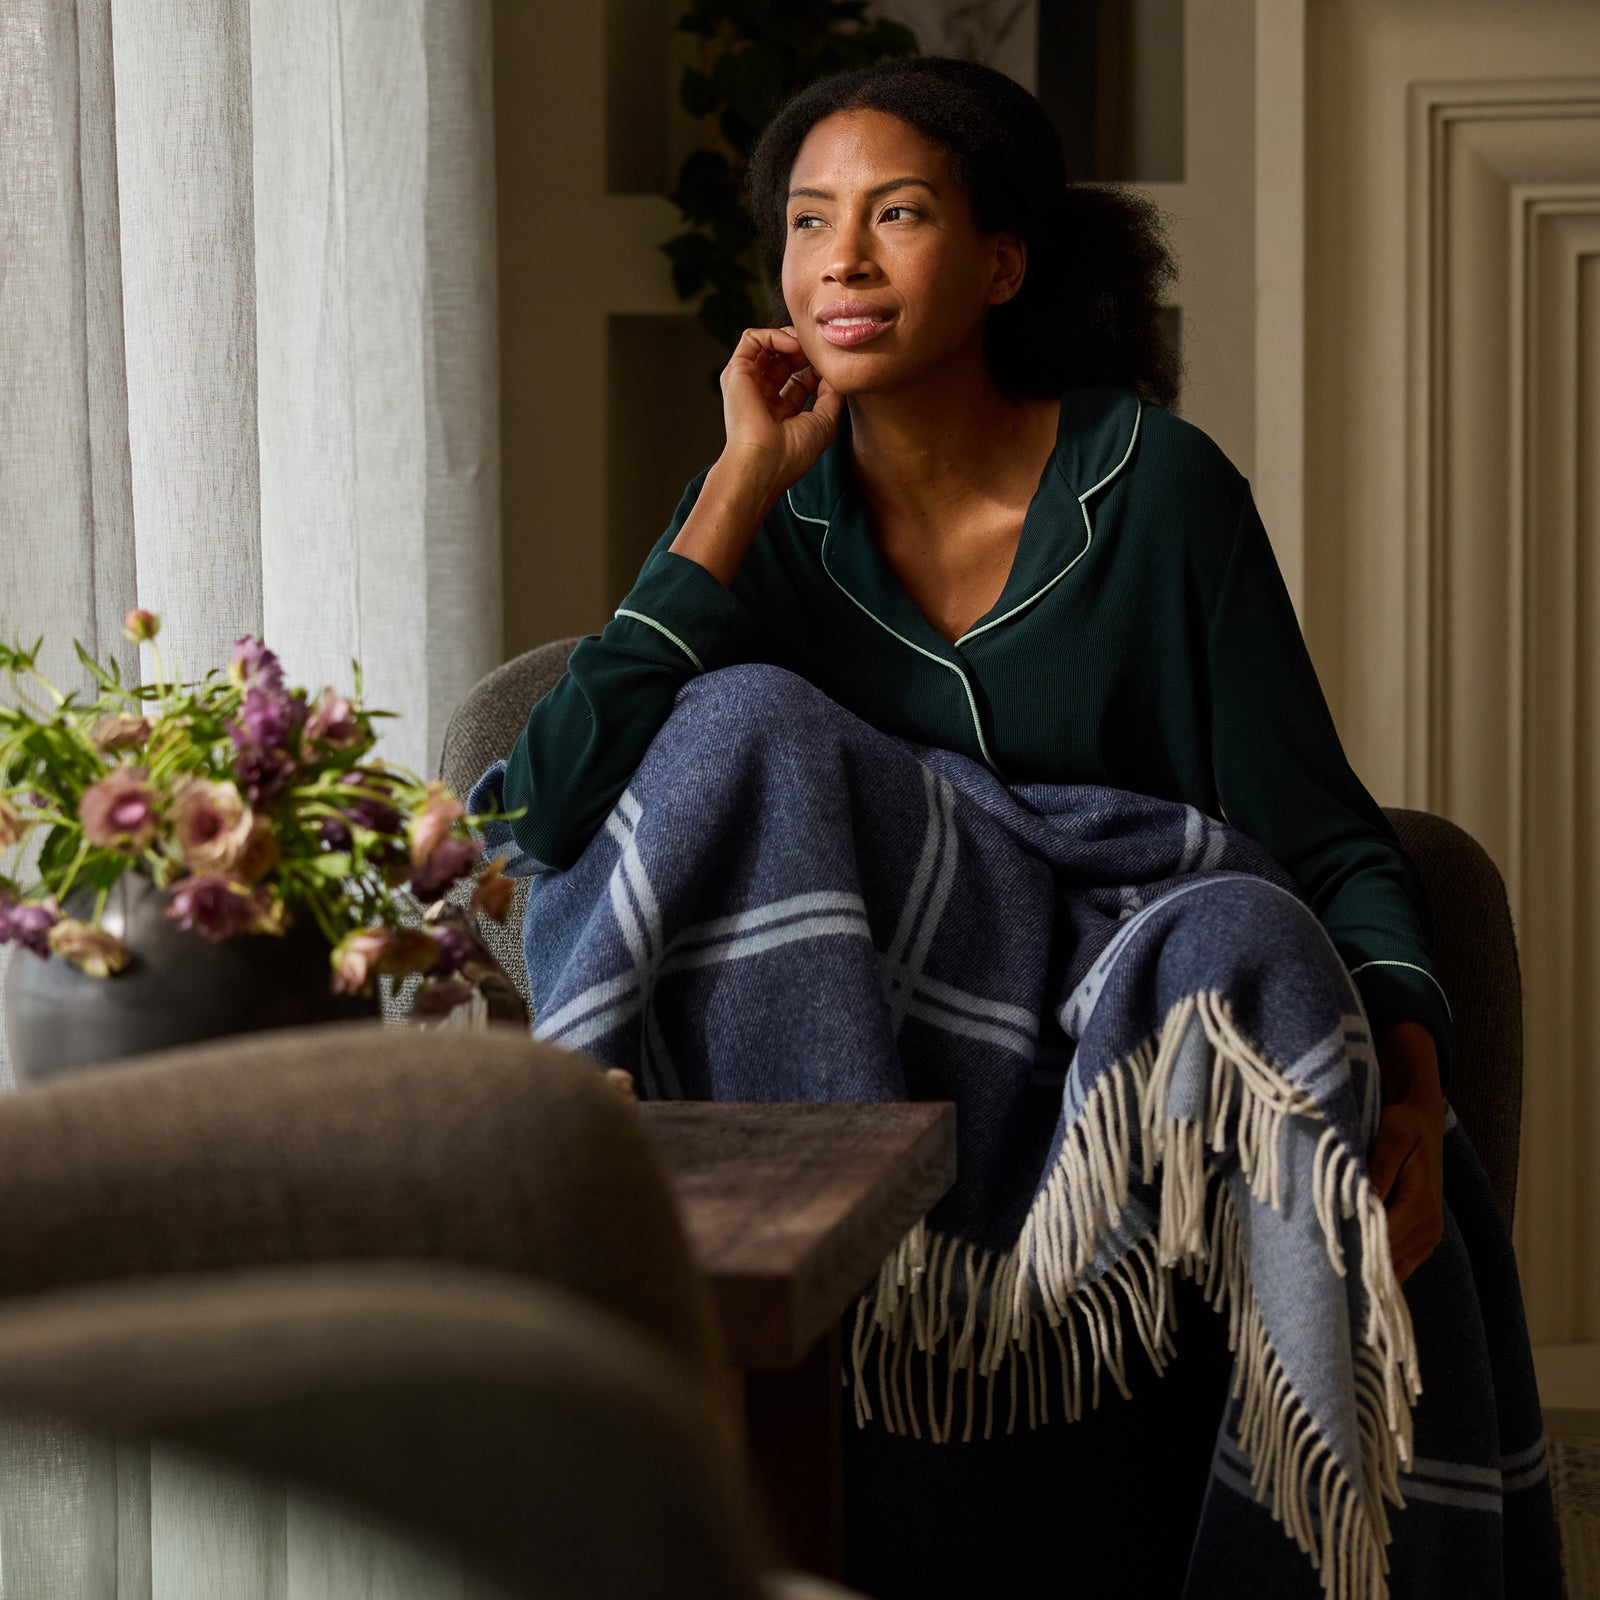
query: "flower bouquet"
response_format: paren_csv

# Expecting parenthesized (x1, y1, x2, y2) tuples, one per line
(0, 609, 522, 1074)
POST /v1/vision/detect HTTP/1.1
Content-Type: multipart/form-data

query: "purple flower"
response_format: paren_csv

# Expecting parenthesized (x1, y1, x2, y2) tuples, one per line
(231, 685, 301, 753)
(337, 771, 402, 836)
(165, 874, 275, 941)
(319, 817, 353, 851)
(407, 835, 481, 902)
(231, 743, 296, 806)
(427, 923, 474, 977)
(230, 637, 284, 692)
(79, 766, 159, 852)
(0, 894, 59, 957)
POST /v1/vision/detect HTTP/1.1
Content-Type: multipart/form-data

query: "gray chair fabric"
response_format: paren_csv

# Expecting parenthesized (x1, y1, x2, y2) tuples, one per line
(0, 1020, 723, 1383)
(0, 1264, 766, 1600)
(443, 645, 1523, 1231)
(440, 638, 583, 1012)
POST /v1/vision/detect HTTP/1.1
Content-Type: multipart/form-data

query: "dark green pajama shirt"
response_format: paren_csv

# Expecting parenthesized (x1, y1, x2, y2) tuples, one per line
(502, 385, 1455, 1092)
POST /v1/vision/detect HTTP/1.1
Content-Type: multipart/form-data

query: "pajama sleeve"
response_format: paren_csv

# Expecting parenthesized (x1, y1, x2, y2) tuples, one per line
(500, 468, 765, 872)
(1206, 481, 1456, 1096)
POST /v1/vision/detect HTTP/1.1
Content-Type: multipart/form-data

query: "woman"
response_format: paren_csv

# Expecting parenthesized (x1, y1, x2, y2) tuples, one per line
(496, 55, 1453, 1596)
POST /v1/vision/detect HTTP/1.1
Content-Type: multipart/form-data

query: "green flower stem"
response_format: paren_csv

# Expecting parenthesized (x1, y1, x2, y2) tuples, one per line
(146, 641, 168, 708)
(53, 835, 93, 903)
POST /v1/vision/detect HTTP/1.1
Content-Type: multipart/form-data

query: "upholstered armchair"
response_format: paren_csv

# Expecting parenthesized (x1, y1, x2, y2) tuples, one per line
(441, 639, 1525, 1231)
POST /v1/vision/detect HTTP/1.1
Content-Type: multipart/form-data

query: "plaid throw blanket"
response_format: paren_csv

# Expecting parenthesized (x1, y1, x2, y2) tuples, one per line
(470, 664, 1565, 1600)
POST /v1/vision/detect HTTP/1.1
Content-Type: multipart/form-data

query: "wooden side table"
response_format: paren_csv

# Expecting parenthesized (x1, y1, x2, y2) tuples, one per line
(640, 1101, 956, 1580)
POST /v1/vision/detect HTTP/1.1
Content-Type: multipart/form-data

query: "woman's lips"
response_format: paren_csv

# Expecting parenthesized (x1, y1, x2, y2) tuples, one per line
(817, 315, 896, 348)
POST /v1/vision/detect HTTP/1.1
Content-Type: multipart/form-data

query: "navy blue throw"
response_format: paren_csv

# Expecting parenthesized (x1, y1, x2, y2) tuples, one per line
(470, 665, 1565, 1600)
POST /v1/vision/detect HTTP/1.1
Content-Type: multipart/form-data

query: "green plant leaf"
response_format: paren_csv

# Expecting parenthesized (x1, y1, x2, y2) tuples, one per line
(705, 255, 756, 291)
(668, 147, 738, 225)
(699, 285, 760, 348)
(679, 65, 718, 117)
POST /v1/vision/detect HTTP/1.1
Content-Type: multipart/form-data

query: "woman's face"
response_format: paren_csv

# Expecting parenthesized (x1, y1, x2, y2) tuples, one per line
(780, 108, 1024, 397)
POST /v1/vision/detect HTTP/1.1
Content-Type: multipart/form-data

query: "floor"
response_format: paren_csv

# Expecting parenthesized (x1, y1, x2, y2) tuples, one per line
(1548, 1409, 1600, 1599)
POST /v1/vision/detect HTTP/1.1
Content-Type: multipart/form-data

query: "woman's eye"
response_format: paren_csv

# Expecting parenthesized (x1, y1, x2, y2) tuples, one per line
(789, 206, 917, 231)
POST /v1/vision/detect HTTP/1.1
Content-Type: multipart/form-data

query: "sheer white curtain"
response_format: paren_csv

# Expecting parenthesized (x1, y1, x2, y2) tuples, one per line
(0, 1, 500, 1590)
(0, 0, 500, 1087)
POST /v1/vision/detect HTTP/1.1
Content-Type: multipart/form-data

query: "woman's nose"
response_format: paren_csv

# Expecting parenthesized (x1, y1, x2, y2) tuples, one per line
(823, 214, 879, 282)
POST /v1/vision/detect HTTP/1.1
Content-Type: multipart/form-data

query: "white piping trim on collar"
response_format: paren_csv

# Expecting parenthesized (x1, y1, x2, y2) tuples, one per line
(793, 489, 1002, 776)
(957, 397, 1143, 647)
(782, 394, 1144, 778)
(786, 491, 828, 528)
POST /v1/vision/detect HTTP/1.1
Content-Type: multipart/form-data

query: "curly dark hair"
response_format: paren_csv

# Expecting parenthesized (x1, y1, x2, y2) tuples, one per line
(743, 54, 1182, 409)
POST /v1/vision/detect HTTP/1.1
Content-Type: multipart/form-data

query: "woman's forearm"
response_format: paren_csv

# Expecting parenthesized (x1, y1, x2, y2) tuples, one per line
(1376, 1020, 1443, 1106)
(669, 453, 785, 587)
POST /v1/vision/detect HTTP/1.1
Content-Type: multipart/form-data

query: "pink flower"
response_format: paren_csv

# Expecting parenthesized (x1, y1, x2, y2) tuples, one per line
(408, 784, 467, 868)
(165, 875, 279, 941)
(168, 777, 254, 873)
(79, 766, 159, 852)
(304, 688, 361, 750)
(46, 918, 130, 978)
(331, 926, 392, 996)
(470, 856, 515, 922)
(90, 714, 151, 750)
(122, 608, 160, 643)
(408, 836, 480, 902)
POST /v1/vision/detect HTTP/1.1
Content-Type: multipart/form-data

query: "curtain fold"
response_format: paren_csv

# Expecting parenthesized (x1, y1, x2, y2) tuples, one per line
(0, 0, 501, 1087)
(0, 5, 501, 1583)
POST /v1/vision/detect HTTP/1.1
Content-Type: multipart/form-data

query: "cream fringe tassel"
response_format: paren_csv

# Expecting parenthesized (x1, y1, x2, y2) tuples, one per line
(847, 988, 1422, 1600)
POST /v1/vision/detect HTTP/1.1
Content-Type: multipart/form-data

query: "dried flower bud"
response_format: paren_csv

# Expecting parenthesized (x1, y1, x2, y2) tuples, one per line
(46, 918, 131, 978)
(90, 713, 152, 750)
(470, 856, 515, 922)
(0, 796, 26, 851)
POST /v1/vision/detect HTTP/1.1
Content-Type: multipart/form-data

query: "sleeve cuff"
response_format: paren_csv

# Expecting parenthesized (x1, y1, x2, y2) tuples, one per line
(1350, 957, 1455, 1098)
(615, 550, 763, 673)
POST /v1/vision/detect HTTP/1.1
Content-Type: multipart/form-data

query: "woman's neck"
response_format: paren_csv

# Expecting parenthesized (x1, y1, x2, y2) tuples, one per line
(845, 381, 1059, 527)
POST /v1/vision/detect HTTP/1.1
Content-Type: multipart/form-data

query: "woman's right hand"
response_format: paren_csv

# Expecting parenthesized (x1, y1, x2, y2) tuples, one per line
(670, 325, 844, 586)
(718, 324, 844, 498)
